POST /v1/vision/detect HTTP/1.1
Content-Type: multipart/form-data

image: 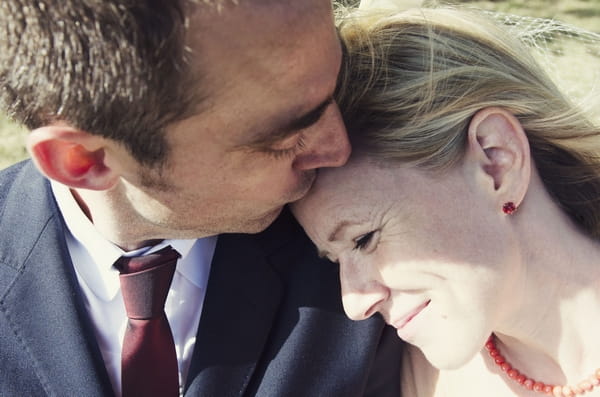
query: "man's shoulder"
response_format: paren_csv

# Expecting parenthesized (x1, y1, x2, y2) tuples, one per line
(0, 160, 44, 204)
(0, 160, 53, 230)
(249, 206, 326, 269)
(254, 207, 307, 248)
(0, 160, 30, 186)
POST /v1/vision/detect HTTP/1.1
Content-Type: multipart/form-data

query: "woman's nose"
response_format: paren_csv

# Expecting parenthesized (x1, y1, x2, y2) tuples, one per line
(339, 259, 389, 321)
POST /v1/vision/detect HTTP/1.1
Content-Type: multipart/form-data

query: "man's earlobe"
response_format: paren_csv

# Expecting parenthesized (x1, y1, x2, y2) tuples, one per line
(27, 126, 119, 190)
(467, 107, 531, 204)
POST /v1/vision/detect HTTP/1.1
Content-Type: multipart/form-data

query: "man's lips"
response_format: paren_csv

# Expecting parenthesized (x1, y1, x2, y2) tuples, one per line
(392, 300, 431, 330)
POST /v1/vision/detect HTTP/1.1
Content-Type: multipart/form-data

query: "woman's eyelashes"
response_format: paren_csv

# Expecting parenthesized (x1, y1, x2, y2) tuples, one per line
(353, 230, 377, 251)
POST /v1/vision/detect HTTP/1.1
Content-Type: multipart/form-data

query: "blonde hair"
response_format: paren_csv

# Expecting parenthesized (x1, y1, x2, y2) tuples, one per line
(336, 6, 600, 237)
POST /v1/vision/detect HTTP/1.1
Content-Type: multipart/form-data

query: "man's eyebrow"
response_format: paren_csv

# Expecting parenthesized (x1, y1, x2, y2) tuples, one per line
(285, 96, 333, 133)
(245, 96, 334, 148)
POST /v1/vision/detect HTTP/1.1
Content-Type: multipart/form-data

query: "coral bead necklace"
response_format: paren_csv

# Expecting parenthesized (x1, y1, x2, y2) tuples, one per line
(485, 334, 600, 396)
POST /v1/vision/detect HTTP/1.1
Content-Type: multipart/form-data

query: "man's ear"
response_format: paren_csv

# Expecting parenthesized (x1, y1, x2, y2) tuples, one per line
(467, 107, 531, 207)
(26, 125, 119, 190)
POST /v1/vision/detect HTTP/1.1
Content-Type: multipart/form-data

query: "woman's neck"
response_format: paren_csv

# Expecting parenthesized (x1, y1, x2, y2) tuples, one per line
(493, 191, 600, 385)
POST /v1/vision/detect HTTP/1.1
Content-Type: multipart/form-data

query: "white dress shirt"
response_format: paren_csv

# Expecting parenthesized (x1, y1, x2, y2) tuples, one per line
(51, 181, 216, 396)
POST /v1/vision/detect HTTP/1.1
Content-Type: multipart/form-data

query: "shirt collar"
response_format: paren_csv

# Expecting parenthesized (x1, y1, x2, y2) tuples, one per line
(51, 180, 215, 300)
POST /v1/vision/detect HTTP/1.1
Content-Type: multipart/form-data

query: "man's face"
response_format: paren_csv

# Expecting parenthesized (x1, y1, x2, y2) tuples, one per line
(115, 1, 350, 239)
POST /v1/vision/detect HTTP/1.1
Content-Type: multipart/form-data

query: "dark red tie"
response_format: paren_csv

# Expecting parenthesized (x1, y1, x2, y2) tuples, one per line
(115, 246, 181, 397)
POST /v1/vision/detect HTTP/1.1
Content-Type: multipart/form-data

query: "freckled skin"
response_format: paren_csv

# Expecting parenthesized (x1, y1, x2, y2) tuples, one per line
(292, 157, 520, 370)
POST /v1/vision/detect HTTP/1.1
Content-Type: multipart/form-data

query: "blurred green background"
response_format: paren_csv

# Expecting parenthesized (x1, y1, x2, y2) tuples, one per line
(2, 0, 599, 169)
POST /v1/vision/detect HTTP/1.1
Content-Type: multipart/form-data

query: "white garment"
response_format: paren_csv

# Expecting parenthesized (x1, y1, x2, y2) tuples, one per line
(51, 181, 216, 396)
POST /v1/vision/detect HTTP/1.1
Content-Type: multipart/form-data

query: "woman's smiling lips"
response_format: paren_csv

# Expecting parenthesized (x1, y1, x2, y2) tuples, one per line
(391, 300, 431, 332)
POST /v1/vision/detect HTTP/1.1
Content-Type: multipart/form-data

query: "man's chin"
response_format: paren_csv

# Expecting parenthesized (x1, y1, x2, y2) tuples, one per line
(227, 172, 316, 234)
(242, 206, 285, 234)
(289, 170, 316, 202)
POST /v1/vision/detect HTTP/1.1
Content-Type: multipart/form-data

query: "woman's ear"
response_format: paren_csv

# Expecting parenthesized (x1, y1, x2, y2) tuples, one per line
(26, 125, 119, 190)
(466, 107, 531, 207)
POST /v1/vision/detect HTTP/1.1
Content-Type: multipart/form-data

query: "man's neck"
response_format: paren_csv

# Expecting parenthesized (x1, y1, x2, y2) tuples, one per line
(70, 186, 163, 251)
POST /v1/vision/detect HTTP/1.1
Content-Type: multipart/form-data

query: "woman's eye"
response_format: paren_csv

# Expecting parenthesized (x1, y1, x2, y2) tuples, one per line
(353, 231, 376, 251)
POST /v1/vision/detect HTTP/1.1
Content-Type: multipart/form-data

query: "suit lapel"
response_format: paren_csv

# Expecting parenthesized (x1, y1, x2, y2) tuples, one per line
(184, 231, 283, 396)
(0, 163, 113, 396)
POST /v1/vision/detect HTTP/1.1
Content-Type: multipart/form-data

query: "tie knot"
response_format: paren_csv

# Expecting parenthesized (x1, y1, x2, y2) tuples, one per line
(116, 246, 180, 320)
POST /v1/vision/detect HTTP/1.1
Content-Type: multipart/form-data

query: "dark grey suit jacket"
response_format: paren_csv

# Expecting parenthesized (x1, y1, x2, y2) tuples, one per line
(0, 160, 403, 396)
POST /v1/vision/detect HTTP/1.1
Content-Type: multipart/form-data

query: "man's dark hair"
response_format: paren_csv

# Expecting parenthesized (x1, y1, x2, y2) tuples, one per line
(0, 0, 202, 166)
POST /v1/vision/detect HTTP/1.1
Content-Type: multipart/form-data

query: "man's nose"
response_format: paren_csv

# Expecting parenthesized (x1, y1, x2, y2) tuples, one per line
(339, 259, 389, 321)
(292, 102, 351, 170)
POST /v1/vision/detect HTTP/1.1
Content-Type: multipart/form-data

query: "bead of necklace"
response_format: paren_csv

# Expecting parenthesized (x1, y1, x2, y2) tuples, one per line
(485, 335, 600, 396)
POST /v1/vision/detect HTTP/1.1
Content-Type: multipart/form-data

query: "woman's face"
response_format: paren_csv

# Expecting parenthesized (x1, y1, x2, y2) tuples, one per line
(291, 156, 521, 369)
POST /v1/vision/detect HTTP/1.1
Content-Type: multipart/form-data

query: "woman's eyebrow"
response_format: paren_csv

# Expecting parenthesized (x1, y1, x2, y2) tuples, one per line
(328, 220, 361, 243)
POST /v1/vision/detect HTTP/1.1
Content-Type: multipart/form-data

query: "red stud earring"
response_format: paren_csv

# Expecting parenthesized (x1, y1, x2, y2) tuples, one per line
(502, 202, 517, 215)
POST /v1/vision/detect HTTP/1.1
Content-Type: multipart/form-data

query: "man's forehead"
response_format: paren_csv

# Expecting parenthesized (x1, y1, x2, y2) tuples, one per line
(185, 2, 324, 65)
(187, 0, 330, 26)
(176, 0, 340, 149)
